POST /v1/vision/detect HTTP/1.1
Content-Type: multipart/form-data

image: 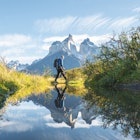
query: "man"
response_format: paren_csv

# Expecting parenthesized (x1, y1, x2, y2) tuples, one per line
(55, 55, 67, 83)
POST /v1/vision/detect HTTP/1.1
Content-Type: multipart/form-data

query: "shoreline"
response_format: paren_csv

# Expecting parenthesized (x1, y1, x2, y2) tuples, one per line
(115, 83, 140, 91)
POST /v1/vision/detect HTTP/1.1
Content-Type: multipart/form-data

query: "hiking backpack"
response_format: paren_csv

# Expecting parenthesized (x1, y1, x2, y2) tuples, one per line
(53, 58, 58, 68)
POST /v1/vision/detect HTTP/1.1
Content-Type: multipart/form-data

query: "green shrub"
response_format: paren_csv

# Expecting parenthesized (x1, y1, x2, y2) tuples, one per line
(84, 26, 140, 87)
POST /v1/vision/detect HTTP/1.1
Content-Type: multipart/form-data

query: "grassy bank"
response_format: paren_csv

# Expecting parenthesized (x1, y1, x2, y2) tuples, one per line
(0, 62, 52, 106)
(0, 63, 87, 106)
(83, 60, 140, 88)
(52, 67, 86, 86)
(66, 67, 86, 84)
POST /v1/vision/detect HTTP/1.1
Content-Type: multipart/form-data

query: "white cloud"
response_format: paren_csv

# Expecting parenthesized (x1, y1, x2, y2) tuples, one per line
(46, 122, 70, 128)
(5, 56, 42, 64)
(0, 34, 31, 47)
(73, 15, 110, 33)
(133, 7, 140, 12)
(35, 14, 139, 36)
(35, 16, 76, 33)
(42, 36, 66, 51)
(18, 56, 42, 64)
(109, 16, 138, 31)
(1, 48, 24, 56)
(43, 36, 66, 42)
(0, 121, 33, 132)
(35, 15, 110, 34)
(0, 34, 48, 64)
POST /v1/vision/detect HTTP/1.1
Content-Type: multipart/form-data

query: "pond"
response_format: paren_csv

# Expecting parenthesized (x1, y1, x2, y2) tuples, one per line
(0, 84, 140, 140)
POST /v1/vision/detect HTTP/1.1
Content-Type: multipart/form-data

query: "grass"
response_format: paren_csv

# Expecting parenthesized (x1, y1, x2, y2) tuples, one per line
(51, 67, 86, 86)
(0, 62, 88, 106)
(0, 62, 52, 106)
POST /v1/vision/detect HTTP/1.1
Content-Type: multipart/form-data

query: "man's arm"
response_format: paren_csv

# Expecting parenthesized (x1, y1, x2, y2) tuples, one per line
(60, 58, 64, 70)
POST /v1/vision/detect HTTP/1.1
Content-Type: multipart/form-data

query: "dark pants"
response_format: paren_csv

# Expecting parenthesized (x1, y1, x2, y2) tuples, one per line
(55, 67, 67, 81)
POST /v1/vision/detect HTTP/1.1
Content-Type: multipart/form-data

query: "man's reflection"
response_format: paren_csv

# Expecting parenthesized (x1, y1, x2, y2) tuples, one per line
(54, 84, 67, 110)
(54, 84, 77, 128)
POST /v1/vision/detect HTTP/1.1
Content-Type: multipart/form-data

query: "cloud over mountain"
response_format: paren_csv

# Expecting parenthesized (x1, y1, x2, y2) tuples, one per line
(0, 34, 31, 47)
(35, 14, 139, 36)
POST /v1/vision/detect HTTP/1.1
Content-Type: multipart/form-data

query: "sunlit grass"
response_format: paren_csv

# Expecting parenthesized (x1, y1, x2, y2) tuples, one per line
(52, 68, 87, 96)
(0, 61, 88, 106)
(68, 79, 84, 85)
(0, 62, 52, 105)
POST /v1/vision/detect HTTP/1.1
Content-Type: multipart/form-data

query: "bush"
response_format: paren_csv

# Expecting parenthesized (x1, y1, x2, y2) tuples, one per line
(84, 26, 140, 87)
(66, 68, 85, 81)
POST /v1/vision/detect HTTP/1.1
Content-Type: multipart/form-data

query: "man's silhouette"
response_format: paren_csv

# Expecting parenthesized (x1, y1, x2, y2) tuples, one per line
(54, 55, 67, 83)
(54, 84, 77, 128)
(54, 84, 67, 109)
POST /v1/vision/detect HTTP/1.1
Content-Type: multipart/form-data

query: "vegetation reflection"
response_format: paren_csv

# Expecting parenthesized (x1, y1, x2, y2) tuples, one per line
(83, 87, 140, 139)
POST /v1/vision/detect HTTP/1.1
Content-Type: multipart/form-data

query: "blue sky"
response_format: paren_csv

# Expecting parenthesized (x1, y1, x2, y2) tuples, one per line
(0, 0, 140, 64)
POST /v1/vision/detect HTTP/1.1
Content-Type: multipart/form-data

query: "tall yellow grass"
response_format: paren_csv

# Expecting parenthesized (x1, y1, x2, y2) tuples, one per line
(0, 62, 52, 97)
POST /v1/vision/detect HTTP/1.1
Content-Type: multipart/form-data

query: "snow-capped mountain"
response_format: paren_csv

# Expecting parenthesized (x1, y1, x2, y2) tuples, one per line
(79, 38, 99, 61)
(62, 34, 78, 56)
(49, 34, 78, 56)
(7, 60, 29, 71)
(31, 58, 42, 64)
(49, 41, 63, 55)
(49, 34, 99, 60)
(26, 34, 100, 74)
(7, 60, 19, 69)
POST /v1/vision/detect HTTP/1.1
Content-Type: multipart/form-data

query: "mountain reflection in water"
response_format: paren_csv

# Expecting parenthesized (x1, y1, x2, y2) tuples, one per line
(0, 85, 139, 140)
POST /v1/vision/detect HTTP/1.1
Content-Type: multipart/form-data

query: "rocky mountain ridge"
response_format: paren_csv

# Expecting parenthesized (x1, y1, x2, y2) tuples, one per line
(8, 34, 100, 74)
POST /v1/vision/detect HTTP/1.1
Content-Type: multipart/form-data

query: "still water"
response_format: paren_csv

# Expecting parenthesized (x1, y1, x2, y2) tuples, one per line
(0, 85, 139, 140)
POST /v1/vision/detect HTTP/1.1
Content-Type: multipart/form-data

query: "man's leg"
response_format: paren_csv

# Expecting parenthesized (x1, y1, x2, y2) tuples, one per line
(60, 69, 67, 81)
(55, 69, 60, 82)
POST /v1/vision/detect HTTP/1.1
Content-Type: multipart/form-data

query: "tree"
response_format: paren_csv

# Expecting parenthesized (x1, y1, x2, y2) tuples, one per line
(84, 26, 140, 87)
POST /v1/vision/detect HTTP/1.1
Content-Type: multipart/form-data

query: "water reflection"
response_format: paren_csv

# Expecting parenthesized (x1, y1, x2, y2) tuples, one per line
(54, 84, 77, 128)
(0, 85, 139, 140)
(54, 84, 67, 109)
(83, 88, 140, 139)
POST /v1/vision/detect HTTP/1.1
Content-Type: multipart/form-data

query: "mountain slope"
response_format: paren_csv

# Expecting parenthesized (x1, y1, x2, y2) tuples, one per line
(27, 34, 99, 74)
(27, 50, 81, 74)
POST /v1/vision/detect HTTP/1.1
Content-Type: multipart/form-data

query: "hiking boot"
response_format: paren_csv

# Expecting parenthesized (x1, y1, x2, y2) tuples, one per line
(54, 79, 58, 83)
